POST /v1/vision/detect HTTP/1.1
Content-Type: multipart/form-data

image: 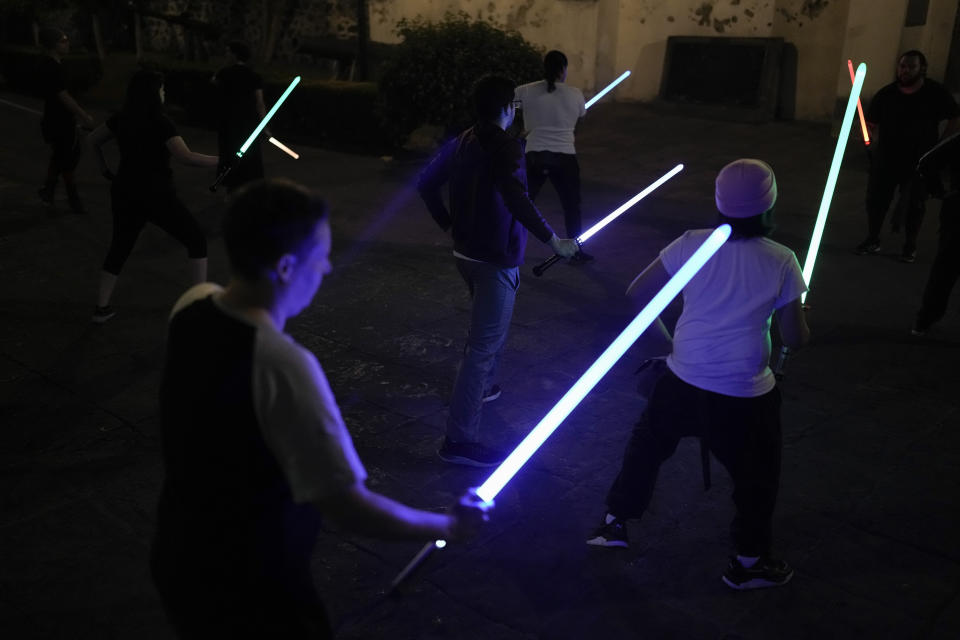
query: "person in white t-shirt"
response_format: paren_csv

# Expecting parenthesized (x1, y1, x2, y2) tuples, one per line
(585, 159, 810, 591)
(515, 50, 593, 263)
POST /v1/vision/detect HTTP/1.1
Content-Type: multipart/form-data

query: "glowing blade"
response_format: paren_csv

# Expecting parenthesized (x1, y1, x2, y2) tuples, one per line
(475, 224, 732, 503)
(268, 136, 300, 159)
(801, 63, 866, 304)
(585, 70, 631, 110)
(237, 76, 301, 157)
(848, 59, 870, 146)
(577, 164, 683, 244)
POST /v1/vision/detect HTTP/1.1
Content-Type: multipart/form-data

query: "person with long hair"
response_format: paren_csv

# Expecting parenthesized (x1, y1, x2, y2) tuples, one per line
(88, 69, 218, 323)
(36, 26, 94, 214)
(515, 50, 592, 263)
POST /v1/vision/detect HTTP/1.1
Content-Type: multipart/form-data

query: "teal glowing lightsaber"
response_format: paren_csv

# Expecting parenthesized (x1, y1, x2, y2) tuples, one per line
(210, 75, 301, 191)
(774, 62, 866, 376)
(391, 224, 733, 593)
(585, 70, 631, 110)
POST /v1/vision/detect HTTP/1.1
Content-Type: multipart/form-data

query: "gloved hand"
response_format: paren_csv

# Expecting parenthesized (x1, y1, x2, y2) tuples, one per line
(549, 235, 579, 258)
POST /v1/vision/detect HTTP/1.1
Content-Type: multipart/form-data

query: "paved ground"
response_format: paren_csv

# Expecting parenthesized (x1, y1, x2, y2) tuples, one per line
(1, 87, 959, 640)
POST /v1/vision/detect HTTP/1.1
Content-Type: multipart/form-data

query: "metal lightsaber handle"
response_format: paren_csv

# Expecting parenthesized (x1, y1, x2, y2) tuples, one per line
(533, 253, 563, 277)
(773, 345, 791, 380)
(209, 159, 239, 192)
(389, 540, 442, 595)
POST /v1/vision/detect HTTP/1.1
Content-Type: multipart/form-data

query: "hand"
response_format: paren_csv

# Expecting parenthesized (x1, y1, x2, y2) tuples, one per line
(446, 488, 493, 542)
(549, 235, 579, 258)
(101, 169, 115, 181)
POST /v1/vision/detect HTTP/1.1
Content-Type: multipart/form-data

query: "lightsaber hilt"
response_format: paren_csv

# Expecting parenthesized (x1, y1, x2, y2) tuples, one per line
(209, 161, 235, 192)
(533, 253, 563, 277)
(773, 345, 791, 380)
(389, 539, 445, 595)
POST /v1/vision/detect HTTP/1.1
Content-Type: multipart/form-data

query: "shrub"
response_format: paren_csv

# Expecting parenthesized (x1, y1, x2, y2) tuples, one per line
(378, 11, 543, 145)
(0, 45, 102, 96)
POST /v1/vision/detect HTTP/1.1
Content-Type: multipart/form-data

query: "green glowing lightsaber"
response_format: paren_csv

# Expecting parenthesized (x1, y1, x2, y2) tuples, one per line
(210, 76, 301, 191)
(801, 63, 865, 303)
(775, 62, 865, 376)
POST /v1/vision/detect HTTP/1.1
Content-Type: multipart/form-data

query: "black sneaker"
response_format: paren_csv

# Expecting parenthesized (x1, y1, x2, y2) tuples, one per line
(91, 305, 116, 324)
(854, 239, 881, 255)
(482, 384, 501, 403)
(900, 246, 917, 263)
(722, 556, 794, 590)
(585, 518, 629, 548)
(438, 439, 504, 467)
(569, 250, 595, 265)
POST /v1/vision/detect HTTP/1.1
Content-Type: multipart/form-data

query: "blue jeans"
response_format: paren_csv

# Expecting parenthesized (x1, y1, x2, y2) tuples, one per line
(446, 259, 519, 443)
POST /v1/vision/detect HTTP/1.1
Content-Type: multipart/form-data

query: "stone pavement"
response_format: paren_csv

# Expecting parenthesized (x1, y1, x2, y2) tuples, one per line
(1, 88, 958, 639)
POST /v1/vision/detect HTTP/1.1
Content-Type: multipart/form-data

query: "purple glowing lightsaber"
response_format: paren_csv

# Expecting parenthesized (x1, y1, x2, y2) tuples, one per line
(390, 224, 733, 593)
(533, 164, 684, 276)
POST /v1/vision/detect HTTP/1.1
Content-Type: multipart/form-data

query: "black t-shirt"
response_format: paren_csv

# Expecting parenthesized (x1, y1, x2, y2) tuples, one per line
(214, 63, 263, 145)
(37, 56, 73, 133)
(107, 112, 178, 189)
(867, 79, 960, 166)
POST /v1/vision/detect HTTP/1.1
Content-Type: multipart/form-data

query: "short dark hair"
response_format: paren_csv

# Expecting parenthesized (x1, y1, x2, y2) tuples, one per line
(223, 179, 329, 280)
(900, 50, 927, 70)
(473, 75, 515, 121)
(122, 69, 165, 117)
(718, 208, 776, 239)
(544, 50, 568, 92)
(39, 27, 66, 50)
(227, 40, 252, 63)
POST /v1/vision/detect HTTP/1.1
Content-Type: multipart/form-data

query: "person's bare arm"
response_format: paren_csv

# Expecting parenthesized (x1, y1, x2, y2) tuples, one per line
(57, 89, 94, 128)
(775, 297, 810, 350)
(87, 123, 115, 179)
(165, 136, 218, 167)
(625, 257, 673, 344)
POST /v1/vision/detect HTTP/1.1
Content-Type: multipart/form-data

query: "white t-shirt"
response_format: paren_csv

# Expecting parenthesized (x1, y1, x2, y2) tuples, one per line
(660, 230, 807, 398)
(515, 80, 585, 154)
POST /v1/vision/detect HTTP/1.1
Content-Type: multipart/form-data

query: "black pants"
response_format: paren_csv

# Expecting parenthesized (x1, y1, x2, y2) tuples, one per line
(526, 151, 582, 238)
(916, 197, 960, 329)
(865, 163, 926, 248)
(103, 184, 206, 275)
(606, 371, 782, 556)
(41, 124, 82, 201)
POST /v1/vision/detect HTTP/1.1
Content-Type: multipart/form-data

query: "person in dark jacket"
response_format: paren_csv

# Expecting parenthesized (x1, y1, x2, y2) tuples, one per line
(36, 27, 94, 214)
(418, 75, 579, 467)
(212, 40, 267, 192)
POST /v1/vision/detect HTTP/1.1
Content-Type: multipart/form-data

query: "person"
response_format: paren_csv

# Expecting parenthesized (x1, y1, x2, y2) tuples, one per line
(88, 69, 218, 323)
(152, 178, 491, 638)
(912, 131, 960, 335)
(212, 40, 267, 192)
(854, 50, 960, 263)
(515, 50, 592, 263)
(418, 75, 579, 467)
(586, 159, 810, 591)
(36, 27, 95, 214)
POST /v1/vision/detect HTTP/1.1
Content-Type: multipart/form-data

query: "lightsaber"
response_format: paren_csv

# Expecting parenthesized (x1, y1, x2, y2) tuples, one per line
(391, 224, 733, 592)
(210, 75, 302, 191)
(533, 163, 684, 276)
(268, 136, 299, 159)
(585, 70, 631, 110)
(774, 62, 866, 377)
(847, 60, 870, 146)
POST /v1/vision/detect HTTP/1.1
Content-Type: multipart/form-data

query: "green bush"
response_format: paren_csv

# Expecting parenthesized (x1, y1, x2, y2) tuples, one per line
(378, 11, 543, 145)
(0, 45, 102, 96)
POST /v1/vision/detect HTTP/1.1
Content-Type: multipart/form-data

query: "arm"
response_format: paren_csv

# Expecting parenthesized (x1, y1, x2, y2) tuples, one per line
(57, 90, 94, 128)
(165, 136, 218, 167)
(625, 257, 673, 345)
(417, 140, 455, 231)
(87, 123, 115, 178)
(775, 297, 810, 350)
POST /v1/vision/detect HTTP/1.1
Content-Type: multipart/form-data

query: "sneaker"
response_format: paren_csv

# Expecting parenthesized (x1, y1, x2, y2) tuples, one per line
(38, 187, 53, 205)
(900, 247, 917, 263)
(91, 305, 116, 324)
(854, 239, 881, 255)
(910, 326, 926, 337)
(438, 439, 504, 467)
(482, 384, 502, 403)
(568, 250, 595, 265)
(722, 556, 794, 590)
(585, 518, 629, 548)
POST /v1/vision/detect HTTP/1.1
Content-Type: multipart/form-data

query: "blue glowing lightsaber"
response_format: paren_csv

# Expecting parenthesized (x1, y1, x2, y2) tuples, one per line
(391, 224, 732, 592)
(210, 75, 301, 191)
(774, 62, 866, 376)
(533, 163, 684, 276)
(585, 70, 631, 110)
